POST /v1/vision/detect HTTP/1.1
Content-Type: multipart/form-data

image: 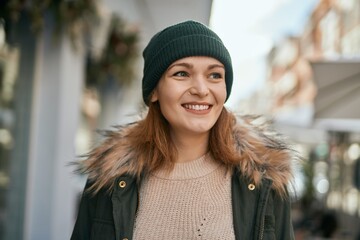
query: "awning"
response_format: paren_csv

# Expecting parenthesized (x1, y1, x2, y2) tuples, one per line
(310, 60, 360, 132)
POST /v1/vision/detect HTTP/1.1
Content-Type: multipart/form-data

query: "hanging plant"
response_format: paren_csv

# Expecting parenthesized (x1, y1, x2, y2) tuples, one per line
(86, 15, 139, 87)
(3, 0, 99, 46)
(1, 0, 139, 86)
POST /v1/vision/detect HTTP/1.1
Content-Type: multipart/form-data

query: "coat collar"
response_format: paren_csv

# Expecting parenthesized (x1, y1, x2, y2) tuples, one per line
(79, 115, 297, 195)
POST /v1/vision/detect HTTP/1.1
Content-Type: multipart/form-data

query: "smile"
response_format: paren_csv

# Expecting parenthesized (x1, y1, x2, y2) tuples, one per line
(182, 104, 211, 111)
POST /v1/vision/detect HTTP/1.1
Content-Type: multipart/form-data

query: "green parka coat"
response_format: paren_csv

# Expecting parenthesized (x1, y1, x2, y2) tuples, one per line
(71, 117, 296, 240)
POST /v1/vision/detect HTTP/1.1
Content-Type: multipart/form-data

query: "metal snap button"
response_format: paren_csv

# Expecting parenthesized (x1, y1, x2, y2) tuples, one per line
(119, 180, 126, 188)
(248, 183, 255, 191)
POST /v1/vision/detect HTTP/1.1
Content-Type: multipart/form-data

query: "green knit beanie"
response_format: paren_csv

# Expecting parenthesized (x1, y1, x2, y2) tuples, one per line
(142, 20, 233, 105)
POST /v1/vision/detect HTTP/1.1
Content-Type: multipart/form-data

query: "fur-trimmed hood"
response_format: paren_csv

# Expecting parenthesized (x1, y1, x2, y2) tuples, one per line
(77, 115, 298, 195)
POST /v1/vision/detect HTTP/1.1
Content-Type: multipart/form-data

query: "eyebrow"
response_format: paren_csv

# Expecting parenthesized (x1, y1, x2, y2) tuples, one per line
(208, 64, 225, 70)
(167, 62, 225, 71)
(168, 62, 192, 70)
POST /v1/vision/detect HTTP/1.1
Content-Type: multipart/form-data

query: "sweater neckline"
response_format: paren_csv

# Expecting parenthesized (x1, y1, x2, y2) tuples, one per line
(152, 153, 220, 180)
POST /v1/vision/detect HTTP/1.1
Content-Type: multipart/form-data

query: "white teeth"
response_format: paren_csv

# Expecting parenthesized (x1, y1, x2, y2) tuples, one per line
(184, 104, 210, 110)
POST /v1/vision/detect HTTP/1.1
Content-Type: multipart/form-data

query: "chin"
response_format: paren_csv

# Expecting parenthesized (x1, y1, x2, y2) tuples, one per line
(187, 124, 214, 134)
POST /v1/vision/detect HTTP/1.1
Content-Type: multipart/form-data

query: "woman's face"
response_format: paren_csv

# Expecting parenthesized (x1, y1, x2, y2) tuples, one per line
(151, 56, 227, 138)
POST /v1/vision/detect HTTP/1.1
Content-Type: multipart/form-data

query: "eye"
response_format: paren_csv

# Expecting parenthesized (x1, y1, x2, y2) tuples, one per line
(209, 72, 223, 79)
(173, 71, 189, 77)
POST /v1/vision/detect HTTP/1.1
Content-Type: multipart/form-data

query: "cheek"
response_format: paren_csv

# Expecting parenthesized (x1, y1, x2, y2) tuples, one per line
(214, 84, 227, 103)
(156, 89, 179, 116)
(158, 91, 177, 105)
(157, 82, 184, 103)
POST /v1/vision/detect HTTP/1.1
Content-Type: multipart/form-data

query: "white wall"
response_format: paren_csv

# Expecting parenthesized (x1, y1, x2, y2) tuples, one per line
(24, 17, 84, 240)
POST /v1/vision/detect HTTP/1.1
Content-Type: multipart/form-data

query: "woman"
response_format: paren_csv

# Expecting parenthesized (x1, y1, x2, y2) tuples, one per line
(71, 20, 296, 240)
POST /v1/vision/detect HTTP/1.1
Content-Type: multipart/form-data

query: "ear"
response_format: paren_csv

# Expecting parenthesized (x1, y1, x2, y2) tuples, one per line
(150, 89, 158, 102)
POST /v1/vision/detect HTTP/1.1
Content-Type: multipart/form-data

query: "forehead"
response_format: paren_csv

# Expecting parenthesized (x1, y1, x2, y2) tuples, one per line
(169, 56, 224, 68)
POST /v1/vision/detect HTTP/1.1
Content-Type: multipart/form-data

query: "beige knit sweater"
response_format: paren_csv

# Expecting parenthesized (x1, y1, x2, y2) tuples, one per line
(133, 154, 235, 240)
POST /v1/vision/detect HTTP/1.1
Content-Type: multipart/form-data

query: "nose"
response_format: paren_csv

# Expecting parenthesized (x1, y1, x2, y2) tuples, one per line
(188, 77, 209, 97)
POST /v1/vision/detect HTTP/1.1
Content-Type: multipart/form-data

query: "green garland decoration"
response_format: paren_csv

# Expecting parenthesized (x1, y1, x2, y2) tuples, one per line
(1, 0, 139, 86)
(5, 0, 99, 42)
(86, 15, 139, 87)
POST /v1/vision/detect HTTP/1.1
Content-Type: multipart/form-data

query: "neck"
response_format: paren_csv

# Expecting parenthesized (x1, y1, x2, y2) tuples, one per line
(171, 131, 209, 163)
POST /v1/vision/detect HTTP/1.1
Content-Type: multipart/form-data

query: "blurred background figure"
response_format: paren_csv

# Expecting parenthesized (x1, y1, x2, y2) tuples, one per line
(0, 0, 360, 239)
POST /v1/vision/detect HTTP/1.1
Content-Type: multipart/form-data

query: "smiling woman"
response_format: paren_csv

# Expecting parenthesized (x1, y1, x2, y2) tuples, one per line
(151, 56, 227, 145)
(71, 20, 297, 240)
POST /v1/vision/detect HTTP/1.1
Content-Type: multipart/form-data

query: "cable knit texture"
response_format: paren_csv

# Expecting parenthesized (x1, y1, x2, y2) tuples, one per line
(133, 154, 235, 240)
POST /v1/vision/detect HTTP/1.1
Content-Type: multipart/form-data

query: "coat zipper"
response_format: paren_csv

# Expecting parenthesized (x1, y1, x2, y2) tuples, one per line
(259, 176, 271, 240)
(259, 217, 264, 240)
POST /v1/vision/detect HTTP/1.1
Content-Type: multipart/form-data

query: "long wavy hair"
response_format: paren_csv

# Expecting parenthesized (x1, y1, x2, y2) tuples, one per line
(127, 101, 240, 176)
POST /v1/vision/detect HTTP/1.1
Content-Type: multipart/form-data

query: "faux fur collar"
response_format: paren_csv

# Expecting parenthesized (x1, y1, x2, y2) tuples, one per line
(231, 116, 297, 194)
(78, 115, 298, 195)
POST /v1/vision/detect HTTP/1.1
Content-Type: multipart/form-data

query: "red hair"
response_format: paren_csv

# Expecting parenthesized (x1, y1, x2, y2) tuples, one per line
(126, 101, 240, 177)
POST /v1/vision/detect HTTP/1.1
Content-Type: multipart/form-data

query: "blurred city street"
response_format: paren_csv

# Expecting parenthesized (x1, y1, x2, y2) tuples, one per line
(1, 0, 360, 239)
